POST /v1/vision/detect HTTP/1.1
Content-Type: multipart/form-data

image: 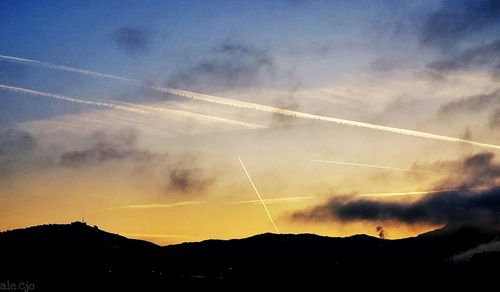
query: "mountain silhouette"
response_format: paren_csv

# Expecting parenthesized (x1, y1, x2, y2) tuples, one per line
(0, 222, 499, 290)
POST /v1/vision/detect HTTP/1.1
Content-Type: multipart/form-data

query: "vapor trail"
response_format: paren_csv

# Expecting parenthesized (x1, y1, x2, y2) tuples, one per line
(230, 196, 317, 205)
(238, 157, 279, 233)
(129, 87, 500, 151)
(0, 84, 264, 129)
(0, 54, 138, 83)
(0, 55, 264, 129)
(357, 189, 455, 197)
(311, 159, 433, 173)
(107, 201, 205, 210)
(116, 101, 266, 129)
(0, 84, 147, 114)
(3, 54, 500, 150)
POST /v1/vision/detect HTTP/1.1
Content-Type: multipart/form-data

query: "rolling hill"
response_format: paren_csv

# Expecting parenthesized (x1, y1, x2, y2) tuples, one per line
(0, 222, 499, 290)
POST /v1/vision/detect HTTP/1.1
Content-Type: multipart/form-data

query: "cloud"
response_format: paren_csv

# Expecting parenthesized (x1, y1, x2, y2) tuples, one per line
(58, 129, 155, 167)
(0, 128, 36, 156)
(444, 152, 500, 190)
(0, 127, 217, 196)
(166, 42, 274, 91)
(110, 26, 152, 54)
(0, 128, 37, 176)
(437, 89, 500, 117)
(429, 39, 500, 71)
(490, 109, 500, 128)
(167, 166, 214, 194)
(0, 126, 216, 194)
(0, 129, 216, 195)
(293, 187, 500, 225)
(420, 0, 500, 50)
(292, 152, 500, 225)
(436, 89, 500, 136)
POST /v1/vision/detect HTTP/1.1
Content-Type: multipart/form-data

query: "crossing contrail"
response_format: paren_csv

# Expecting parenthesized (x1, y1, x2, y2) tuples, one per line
(311, 159, 433, 173)
(230, 196, 317, 205)
(238, 157, 279, 233)
(0, 84, 264, 129)
(2, 54, 500, 150)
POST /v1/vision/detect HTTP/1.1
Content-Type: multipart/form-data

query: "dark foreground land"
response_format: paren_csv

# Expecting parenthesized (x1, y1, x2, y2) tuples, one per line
(0, 222, 499, 290)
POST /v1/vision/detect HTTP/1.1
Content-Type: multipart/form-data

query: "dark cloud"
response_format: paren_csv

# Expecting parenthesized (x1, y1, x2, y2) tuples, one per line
(167, 167, 213, 193)
(59, 129, 155, 168)
(110, 26, 151, 55)
(293, 152, 500, 225)
(166, 42, 274, 91)
(57, 130, 215, 194)
(293, 188, 500, 225)
(429, 39, 500, 71)
(420, 0, 500, 50)
(449, 152, 500, 190)
(0, 127, 216, 196)
(437, 89, 500, 117)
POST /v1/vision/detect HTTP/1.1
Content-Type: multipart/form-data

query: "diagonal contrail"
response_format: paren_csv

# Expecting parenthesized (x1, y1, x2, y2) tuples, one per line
(238, 157, 279, 233)
(0, 84, 147, 114)
(311, 159, 433, 173)
(0, 54, 139, 83)
(2, 54, 500, 150)
(0, 84, 264, 129)
(116, 101, 266, 129)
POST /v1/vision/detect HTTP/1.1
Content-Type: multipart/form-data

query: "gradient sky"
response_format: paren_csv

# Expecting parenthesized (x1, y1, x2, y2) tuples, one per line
(1, 0, 499, 244)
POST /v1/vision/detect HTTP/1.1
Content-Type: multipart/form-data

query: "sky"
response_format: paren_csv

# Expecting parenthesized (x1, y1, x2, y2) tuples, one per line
(0, 0, 499, 245)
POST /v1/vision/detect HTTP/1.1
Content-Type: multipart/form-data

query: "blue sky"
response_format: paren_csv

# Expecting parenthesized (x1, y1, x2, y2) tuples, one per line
(0, 0, 424, 79)
(0, 0, 432, 125)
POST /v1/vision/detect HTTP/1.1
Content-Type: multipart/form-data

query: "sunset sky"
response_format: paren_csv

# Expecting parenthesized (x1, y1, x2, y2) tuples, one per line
(1, 0, 499, 245)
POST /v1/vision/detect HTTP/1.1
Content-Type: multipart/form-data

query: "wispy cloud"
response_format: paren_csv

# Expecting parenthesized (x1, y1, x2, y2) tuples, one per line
(166, 42, 274, 91)
(109, 26, 152, 55)
(419, 0, 500, 50)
